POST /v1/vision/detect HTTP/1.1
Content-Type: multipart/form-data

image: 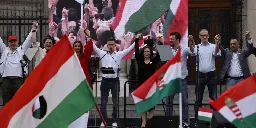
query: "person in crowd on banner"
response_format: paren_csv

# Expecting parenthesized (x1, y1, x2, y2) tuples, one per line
(101, 0, 114, 21)
(220, 31, 255, 88)
(0, 21, 38, 105)
(164, 32, 193, 128)
(135, 33, 160, 128)
(189, 29, 221, 127)
(93, 36, 135, 127)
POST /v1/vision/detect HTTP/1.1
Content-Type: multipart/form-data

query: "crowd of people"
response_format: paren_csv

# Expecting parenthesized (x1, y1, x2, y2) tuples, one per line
(1, 0, 256, 128)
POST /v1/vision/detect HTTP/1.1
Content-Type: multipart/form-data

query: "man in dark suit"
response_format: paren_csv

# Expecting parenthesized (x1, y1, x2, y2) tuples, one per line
(220, 31, 255, 88)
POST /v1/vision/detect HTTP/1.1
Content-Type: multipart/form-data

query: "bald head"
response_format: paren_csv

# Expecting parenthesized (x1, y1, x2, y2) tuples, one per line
(230, 39, 240, 52)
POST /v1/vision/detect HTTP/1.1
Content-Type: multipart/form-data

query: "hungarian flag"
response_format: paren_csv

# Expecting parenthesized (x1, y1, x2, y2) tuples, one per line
(0, 35, 96, 128)
(198, 107, 213, 122)
(112, 0, 171, 38)
(132, 48, 181, 114)
(210, 75, 256, 128)
(163, 0, 188, 47)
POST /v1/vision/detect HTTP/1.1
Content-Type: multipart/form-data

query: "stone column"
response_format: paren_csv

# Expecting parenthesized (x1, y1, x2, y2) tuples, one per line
(247, 0, 256, 73)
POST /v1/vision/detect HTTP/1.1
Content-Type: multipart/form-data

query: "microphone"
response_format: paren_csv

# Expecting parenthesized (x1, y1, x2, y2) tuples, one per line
(110, 55, 120, 72)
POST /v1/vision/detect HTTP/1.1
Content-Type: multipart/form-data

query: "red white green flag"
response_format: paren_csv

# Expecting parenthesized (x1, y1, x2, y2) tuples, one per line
(198, 107, 213, 122)
(0, 35, 96, 128)
(209, 75, 256, 128)
(132, 48, 181, 114)
(112, 0, 171, 38)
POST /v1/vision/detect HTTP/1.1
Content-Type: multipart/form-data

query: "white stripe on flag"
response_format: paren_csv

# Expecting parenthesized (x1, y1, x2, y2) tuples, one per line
(75, 0, 84, 4)
(170, 0, 181, 14)
(68, 112, 89, 128)
(8, 55, 85, 128)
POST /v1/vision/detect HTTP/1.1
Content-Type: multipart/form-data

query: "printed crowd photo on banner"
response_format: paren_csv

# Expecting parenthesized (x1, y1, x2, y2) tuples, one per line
(48, 0, 168, 51)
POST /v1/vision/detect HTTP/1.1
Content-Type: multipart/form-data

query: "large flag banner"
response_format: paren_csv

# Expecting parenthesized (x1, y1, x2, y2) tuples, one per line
(112, 0, 171, 38)
(210, 75, 256, 128)
(0, 35, 96, 128)
(163, 0, 188, 47)
(132, 48, 181, 114)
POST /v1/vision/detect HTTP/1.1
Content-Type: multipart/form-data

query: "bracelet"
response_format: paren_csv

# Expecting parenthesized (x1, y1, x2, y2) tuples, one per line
(32, 30, 37, 32)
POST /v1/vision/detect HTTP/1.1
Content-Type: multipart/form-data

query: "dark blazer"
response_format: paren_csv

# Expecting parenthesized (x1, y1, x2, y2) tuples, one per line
(220, 42, 254, 79)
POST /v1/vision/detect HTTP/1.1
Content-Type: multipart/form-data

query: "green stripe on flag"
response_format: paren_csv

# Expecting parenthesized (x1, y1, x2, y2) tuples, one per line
(135, 78, 181, 114)
(37, 80, 95, 128)
(198, 116, 211, 122)
(124, 0, 171, 33)
(232, 113, 256, 128)
(163, 9, 175, 37)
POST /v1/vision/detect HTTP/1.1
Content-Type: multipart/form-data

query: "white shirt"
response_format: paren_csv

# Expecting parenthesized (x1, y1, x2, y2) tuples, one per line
(171, 47, 191, 79)
(93, 43, 135, 78)
(0, 32, 33, 77)
(228, 52, 243, 77)
(193, 43, 221, 73)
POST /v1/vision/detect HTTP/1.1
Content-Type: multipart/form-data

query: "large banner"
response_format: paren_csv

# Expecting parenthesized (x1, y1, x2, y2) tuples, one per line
(47, 0, 169, 51)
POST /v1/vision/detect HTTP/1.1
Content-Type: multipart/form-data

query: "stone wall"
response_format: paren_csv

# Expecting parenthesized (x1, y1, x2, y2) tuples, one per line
(247, 0, 256, 73)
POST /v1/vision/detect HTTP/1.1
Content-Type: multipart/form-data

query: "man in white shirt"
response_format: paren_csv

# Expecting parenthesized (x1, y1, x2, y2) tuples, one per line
(220, 31, 255, 88)
(0, 22, 37, 105)
(189, 29, 221, 126)
(164, 32, 193, 127)
(93, 37, 135, 127)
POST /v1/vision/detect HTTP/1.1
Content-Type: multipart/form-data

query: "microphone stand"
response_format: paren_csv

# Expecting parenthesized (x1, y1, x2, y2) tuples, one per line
(110, 55, 120, 124)
(195, 44, 200, 127)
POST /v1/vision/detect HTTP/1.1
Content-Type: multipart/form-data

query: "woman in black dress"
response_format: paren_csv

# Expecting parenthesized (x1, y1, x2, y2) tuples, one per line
(135, 34, 160, 127)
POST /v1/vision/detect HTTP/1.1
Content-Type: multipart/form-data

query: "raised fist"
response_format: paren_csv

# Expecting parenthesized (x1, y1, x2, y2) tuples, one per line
(32, 21, 38, 29)
(214, 34, 221, 44)
(245, 31, 251, 40)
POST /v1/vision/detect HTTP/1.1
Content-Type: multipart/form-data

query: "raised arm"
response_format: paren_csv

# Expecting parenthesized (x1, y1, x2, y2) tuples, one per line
(21, 22, 38, 52)
(219, 44, 226, 56)
(84, 39, 93, 59)
(134, 37, 141, 61)
(0, 37, 6, 54)
(93, 41, 105, 58)
(214, 34, 221, 56)
(119, 42, 135, 58)
(245, 31, 255, 57)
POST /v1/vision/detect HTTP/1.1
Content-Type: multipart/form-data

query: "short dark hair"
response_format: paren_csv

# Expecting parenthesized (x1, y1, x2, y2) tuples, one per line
(170, 32, 181, 41)
(43, 35, 56, 45)
(108, 37, 116, 42)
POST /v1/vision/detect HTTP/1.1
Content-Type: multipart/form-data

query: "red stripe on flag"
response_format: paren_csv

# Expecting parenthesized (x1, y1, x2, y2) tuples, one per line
(111, 0, 127, 30)
(199, 107, 213, 113)
(210, 75, 256, 111)
(132, 48, 181, 100)
(123, 39, 144, 60)
(165, 0, 188, 44)
(232, 108, 239, 113)
(0, 35, 74, 127)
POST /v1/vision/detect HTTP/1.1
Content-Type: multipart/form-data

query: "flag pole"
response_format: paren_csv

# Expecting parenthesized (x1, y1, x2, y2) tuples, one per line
(95, 104, 108, 128)
(179, 92, 182, 128)
(81, 3, 83, 24)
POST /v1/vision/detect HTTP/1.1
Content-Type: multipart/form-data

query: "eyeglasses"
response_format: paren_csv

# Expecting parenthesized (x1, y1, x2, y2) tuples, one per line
(200, 35, 208, 37)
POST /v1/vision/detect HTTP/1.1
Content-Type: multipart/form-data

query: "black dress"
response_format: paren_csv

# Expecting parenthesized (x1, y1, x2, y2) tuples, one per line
(135, 38, 160, 111)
